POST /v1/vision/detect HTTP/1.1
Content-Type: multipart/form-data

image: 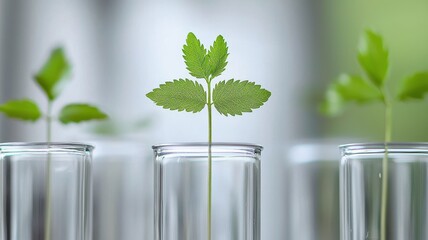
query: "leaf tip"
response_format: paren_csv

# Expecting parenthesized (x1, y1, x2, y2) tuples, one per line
(265, 89, 272, 98)
(146, 90, 155, 100)
(187, 32, 196, 38)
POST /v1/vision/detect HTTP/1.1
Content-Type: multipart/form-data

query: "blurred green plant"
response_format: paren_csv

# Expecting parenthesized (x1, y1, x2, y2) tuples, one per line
(147, 32, 271, 240)
(0, 47, 108, 140)
(90, 117, 152, 136)
(0, 47, 108, 240)
(322, 29, 428, 240)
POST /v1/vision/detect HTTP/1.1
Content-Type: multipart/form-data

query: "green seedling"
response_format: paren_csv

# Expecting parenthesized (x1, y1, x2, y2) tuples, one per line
(147, 32, 271, 240)
(322, 29, 428, 240)
(0, 47, 108, 140)
(0, 47, 108, 240)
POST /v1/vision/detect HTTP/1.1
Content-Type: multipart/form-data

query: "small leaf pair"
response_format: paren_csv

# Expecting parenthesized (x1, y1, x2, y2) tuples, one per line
(0, 99, 107, 124)
(0, 47, 107, 134)
(321, 29, 428, 116)
(147, 32, 271, 116)
(182, 33, 228, 80)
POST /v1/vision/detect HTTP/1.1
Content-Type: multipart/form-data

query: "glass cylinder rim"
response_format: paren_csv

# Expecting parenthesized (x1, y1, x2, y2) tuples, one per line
(152, 142, 263, 151)
(340, 142, 428, 154)
(0, 142, 94, 152)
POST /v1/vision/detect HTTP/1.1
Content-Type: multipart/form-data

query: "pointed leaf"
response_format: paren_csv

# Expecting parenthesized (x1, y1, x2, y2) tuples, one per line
(358, 30, 389, 87)
(59, 104, 108, 124)
(320, 74, 383, 116)
(208, 35, 228, 78)
(213, 79, 271, 116)
(182, 32, 210, 79)
(146, 79, 207, 113)
(0, 99, 41, 121)
(34, 47, 71, 100)
(397, 72, 428, 100)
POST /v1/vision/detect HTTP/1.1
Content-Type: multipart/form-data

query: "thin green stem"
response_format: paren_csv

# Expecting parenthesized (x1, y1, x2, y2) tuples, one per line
(384, 99, 392, 143)
(44, 100, 53, 240)
(207, 78, 213, 240)
(47, 101, 52, 142)
(380, 96, 392, 240)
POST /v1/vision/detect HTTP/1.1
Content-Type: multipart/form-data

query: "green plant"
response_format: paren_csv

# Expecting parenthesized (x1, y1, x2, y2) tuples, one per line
(322, 29, 428, 240)
(0, 47, 108, 140)
(0, 47, 108, 240)
(147, 32, 271, 240)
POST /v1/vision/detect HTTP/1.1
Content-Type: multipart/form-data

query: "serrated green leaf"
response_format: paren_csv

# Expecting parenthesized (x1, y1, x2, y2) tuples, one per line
(182, 33, 210, 79)
(146, 79, 207, 113)
(59, 103, 108, 124)
(212, 79, 271, 116)
(358, 30, 389, 87)
(397, 72, 428, 100)
(34, 47, 71, 100)
(321, 74, 383, 116)
(207, 35, 228, 78)
(0, 99, 41, 121)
